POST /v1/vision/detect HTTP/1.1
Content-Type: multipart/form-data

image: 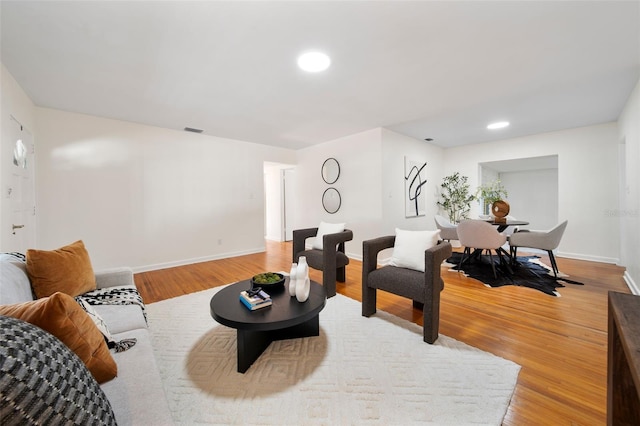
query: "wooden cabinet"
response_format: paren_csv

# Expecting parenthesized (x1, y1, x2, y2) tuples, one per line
(608, 291, 640, 425)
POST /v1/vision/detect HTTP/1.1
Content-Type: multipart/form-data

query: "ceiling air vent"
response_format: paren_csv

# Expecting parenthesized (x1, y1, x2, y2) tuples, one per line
(184, 127, 204, 133)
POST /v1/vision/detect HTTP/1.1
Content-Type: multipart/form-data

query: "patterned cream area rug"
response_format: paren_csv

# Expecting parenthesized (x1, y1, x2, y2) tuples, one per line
(146, 286, 520, 425)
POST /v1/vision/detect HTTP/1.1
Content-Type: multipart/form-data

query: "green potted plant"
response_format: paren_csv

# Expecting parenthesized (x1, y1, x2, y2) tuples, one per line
(476, 180, 508, 216)
(437, 172, 476, 223)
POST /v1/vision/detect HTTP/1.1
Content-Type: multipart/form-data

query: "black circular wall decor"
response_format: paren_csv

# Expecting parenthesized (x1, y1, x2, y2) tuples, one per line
(321, 158, 340, 184)
(322, 187, 341, 214)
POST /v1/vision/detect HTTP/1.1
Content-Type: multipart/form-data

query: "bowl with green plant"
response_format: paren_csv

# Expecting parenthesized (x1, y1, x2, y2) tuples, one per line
(251, 272, 285, 289)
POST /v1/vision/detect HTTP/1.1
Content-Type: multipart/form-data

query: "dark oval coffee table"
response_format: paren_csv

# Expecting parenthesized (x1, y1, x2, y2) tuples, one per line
(210, 279, 326, 373)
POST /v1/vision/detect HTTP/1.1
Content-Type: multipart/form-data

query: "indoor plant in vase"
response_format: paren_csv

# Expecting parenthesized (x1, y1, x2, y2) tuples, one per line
(476, 180, 508, 217)
(437, 172, 476, 223)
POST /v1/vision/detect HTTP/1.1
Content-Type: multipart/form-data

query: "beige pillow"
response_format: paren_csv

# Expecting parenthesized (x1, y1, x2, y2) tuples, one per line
(26, 240, 97, 299)
(0, 292, 117, 383)
(390, 228, 441, 272)
(312, 222, 346, 250)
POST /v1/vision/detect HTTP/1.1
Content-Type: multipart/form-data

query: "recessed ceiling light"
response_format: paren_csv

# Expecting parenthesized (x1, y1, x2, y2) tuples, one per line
(297, 51, 331, 72)
(487, 121, 510, 130)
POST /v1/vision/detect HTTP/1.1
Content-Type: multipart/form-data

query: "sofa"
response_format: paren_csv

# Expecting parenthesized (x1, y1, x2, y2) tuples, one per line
(0, 250, 173, 425)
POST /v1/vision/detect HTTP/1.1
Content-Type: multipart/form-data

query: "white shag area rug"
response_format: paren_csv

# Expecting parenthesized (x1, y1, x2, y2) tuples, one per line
(146, 286, 520, 425)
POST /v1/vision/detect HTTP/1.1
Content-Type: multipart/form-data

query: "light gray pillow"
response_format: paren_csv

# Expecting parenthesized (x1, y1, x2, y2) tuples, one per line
(0, 255, 33, 305)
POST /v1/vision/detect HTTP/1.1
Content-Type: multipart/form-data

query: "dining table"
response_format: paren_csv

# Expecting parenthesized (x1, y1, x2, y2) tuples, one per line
(481, 218, 529, 233)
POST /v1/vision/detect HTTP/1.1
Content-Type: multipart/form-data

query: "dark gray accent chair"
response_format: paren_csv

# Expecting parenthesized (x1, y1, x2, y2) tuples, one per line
(293, 227, 353, 298)
(362, 236, 452, 343)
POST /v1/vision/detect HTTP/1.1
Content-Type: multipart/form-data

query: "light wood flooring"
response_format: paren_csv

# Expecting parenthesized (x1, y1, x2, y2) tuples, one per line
(134, 240, 629, 425)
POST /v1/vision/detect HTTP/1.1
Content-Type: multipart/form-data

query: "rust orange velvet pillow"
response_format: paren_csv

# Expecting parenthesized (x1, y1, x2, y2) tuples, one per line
(0, 292, 117, 383)
(26, 240, 97, 299)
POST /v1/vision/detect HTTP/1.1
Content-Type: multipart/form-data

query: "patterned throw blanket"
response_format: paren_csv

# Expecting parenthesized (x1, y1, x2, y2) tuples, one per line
(78, 286, 147, 323)
(76, 286, 147, 353)
(2, 251, 145, 352)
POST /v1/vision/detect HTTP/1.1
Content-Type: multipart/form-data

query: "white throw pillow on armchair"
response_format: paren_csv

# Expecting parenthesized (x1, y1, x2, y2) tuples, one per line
(312, 222, 346, 250)
(390, 228, 441, 272)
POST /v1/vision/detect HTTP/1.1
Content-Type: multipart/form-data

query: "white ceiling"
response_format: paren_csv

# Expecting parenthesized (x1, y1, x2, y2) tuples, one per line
(1, 1, 638, 150)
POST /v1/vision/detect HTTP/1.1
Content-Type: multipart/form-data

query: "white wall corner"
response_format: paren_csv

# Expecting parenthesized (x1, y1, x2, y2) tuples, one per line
(624, 271, 639, 295)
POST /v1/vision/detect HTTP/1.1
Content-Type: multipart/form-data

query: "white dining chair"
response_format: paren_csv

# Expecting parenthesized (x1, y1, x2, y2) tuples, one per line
(509, 220, 568, 277)
(457, 220, 510, 278)
(434, 215, 459, 241)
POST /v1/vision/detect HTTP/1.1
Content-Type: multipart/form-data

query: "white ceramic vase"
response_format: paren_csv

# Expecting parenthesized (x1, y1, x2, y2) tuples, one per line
(295, 256, 310, 302)
(288, 263, 298, 296)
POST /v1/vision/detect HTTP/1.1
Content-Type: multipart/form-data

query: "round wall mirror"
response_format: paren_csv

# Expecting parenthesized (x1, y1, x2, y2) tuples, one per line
(322, 187, 341, 214)
(321, 158, 340, 184)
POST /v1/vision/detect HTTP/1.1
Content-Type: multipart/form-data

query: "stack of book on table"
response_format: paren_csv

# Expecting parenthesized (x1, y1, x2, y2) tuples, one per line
(239, 289, 272, 310)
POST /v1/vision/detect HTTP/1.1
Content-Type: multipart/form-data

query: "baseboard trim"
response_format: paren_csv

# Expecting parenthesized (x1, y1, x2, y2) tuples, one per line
(624, 271, 639, 295)
(556, 251, 620, 265)
(132, 247, 266, 273)
(351, 250, 620, 266)
(346, 251, 362, 262)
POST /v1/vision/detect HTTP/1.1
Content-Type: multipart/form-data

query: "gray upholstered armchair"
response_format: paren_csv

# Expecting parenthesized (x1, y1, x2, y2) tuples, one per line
(293, 227, 353, 298)
(361, 236, 452, 343)
(509, 220, 568, 277)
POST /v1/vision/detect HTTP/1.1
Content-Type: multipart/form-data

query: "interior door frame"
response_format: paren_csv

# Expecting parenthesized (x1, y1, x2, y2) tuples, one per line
(1, 114, 36, 253)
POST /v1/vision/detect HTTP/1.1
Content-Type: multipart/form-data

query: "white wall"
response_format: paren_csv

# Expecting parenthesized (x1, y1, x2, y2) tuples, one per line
(0, 64, 37, 252)
(35, 108, 296, 271)
(294, 128, 384, 259)
(443, 123, 621, 264)
(500, 168, 558, 230)
(293, 128, 445, 260)
(380, 128, 445, 233)
(618, 78, 640, 292)
(0, 65, 35, 135)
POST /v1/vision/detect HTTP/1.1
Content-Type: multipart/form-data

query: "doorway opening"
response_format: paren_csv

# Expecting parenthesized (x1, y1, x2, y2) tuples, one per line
(1, 115, 36, 253)
(264, 162, 296, 242)
(479, 155, 558, 230)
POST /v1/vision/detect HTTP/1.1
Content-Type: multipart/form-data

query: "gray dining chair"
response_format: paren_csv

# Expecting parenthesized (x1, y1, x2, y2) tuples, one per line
(434, 215, 459, 241)
(457, 219, 509, 278)
(509, 220, 568, 277)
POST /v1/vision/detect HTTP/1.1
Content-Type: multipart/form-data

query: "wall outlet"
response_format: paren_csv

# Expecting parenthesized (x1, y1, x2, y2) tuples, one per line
(217, 239, 222, 245)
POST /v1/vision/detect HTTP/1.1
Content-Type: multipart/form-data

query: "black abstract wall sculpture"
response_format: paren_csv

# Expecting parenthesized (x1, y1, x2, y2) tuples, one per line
(404, 157, 427, 218)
